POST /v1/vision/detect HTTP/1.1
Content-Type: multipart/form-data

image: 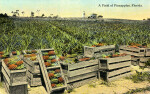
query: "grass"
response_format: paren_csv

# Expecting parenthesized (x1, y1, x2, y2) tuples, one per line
(124, 86, 150, 94)
(125, 71, 150, 83)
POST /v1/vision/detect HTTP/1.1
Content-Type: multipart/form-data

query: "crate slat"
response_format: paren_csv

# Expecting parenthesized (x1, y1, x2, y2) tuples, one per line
(61, 59, 98, 71)
(66, 65, 98, 77)
(65, 72, 97, 83)
(67, 76, 97, 90)
(108, 67, 131, 77)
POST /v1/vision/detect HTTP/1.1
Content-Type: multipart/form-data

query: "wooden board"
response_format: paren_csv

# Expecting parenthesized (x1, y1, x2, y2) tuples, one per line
(62, 65, 98, 77)
(2, 60, 27, 86)
(65, 71, 97, 83)
(84, 45, 115, 58)
(67, 76, 97, 90)
(3, 75, 28, 94)
(60, 59, 98, 71)
(99, 55, 131, 70)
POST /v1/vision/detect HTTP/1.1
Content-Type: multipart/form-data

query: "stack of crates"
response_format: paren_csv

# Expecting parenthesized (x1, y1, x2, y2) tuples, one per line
(98, 55, 132, 81)
(119, 45, 150, 66)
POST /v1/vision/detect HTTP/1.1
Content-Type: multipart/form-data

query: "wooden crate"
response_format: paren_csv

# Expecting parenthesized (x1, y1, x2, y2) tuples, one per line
(60, 59, 98, 77)
(2, 60, 27, 86)
(98, 66, 131, 82)
(39, 49, 67, 94)
(27, 71, 42, 87)
(84, 45, 115, 58)
(99, 55, 131, 70)
(3, 75, 28, 94)
(23, 56, 41, 74)
(67, 76, 97, 90)
(119, 45, 146, 57)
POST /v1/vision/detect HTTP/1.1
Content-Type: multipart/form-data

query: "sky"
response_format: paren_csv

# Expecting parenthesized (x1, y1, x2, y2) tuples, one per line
(0, 0, 150, 20)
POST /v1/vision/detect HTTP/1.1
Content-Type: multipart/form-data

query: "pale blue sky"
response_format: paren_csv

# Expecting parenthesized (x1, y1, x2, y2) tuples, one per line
(0, 0, 149, 20)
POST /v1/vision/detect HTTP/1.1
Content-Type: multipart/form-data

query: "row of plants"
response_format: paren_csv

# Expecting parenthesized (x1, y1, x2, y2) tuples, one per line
(48, 68, 64, 88)
(3, 56, 25, 70)
(0, 17, 150, 56)
(42, 50, 58, 67)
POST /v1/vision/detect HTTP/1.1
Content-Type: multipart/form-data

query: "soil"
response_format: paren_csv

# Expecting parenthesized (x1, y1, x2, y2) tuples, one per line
(0, 66, 149, 94)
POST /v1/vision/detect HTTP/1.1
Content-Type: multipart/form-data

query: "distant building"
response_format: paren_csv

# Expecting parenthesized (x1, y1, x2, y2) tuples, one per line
(83, 11, 85, 18)
(88, 13, 97, 19)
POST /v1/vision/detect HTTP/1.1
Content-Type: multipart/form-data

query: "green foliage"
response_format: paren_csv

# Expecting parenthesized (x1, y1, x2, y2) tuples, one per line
(0, 18, 150, 55)
(125, 71, 150, 83)
(124, 86, 150, 94)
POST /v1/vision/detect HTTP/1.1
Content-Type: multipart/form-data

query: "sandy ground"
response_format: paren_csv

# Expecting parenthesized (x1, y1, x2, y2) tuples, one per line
(0, 66, 149, 94)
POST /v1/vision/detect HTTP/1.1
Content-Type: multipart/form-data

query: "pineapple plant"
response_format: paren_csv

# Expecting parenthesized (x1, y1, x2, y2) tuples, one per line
(48, 51, 55, 55)
(4, 56, 25, 70)
(44, 62, 51, 67)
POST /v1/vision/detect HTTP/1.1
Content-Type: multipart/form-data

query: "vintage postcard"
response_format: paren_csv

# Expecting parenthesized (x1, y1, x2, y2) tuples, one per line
(0, 0, 150, 94)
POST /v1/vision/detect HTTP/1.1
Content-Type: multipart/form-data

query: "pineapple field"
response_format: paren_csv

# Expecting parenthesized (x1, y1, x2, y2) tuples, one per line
(0, 17, 150, 56)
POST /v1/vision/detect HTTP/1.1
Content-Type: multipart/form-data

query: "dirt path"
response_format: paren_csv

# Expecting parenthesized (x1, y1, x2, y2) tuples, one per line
(0, 66, 149, 94)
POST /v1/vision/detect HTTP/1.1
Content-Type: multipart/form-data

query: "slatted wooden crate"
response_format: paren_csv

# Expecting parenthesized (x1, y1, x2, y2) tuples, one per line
(98, 66, 131, 81)
(23, 56, 41, 74)
(60, 59, 98, 77)
(99, 55, 131, 70)
(139, 57, 150, 67)
(3, 75, 28, 94)
(84, 45, 115, 58)
(39, 49, 67, 94)
(27, 70, 42, 87)
(2, 60, 27, 86)
(119, 45, 147, 57)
